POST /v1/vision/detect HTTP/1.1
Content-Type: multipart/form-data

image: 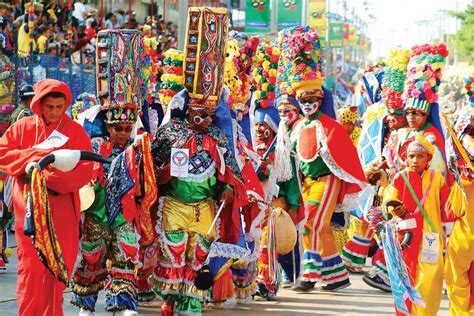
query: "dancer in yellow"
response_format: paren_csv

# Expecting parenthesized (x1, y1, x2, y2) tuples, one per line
(384, 134, 451, 316)
(445, 104, 474, 315)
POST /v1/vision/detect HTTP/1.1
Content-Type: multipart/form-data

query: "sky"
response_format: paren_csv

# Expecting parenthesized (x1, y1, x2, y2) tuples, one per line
(345, 0, 471, 59)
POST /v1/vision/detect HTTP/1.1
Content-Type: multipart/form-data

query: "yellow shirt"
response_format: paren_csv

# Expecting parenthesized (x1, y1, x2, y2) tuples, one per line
(37, 35, 47, 53)
(18, 23, 36, 56)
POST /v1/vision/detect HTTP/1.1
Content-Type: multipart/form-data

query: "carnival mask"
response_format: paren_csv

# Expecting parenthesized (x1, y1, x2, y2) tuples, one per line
(255, 122, 274, 142)
(386, 113, 407, 131)
(278, 107, 299, 126)
(300, 97, 322, 117)
(189, 108, 215, 132)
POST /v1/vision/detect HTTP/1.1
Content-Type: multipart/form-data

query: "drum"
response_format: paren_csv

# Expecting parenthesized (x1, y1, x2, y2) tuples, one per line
(79, 185, 95, 211)
(272, 207, 297, 255)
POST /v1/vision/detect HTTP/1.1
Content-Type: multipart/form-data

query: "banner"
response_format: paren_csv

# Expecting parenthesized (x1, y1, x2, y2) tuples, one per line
(329, 21, 343, 48)
(245, 0, 271, 33)
(308, 0, 326, 47)
(277, 0, 302, 29)
(349, 24, 357, 45)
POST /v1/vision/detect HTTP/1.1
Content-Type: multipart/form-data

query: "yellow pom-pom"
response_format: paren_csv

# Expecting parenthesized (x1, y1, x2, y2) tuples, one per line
(269, 69, 278, 77)
(4, 247, 13, 258)
(262, 61, 270, 70)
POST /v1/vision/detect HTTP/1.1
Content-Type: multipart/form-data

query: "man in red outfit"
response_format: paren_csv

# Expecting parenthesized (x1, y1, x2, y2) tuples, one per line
(0, 79, 93, 316)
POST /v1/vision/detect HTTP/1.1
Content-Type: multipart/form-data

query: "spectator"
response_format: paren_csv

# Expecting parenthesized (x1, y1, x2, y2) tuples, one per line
(17, 3, 43, 56)
(72, 0, 86, 25)
(84, 20, 97, 41)
(36, 24, 50, 54)
(104, 12, 116, 29)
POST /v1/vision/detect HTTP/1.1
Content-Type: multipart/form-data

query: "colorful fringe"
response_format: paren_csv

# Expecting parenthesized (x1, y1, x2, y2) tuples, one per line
(29, 168, 68, 284)
(302, 250, 322, 282)
(342, 235, 372, 271)
(320, 254, 349, 285)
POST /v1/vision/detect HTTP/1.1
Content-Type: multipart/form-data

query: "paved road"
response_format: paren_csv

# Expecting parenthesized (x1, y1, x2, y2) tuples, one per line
(0, 232, 450, 315)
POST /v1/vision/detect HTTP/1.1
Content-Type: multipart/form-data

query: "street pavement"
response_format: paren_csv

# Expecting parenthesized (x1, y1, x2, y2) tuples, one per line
(0, 232, 450, 315)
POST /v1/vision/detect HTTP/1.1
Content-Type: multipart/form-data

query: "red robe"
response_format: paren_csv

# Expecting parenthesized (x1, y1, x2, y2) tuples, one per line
(0, 79, 93, 316)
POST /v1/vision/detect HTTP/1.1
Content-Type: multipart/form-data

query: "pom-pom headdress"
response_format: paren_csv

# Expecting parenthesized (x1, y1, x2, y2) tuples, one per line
(279, 26, 324, 101)
(96, 30, 143, 124)
(382, 48, 410, 115)
(403, 43, 449, 114)
(252, 44, 280, 109)
(252, 43, 281, 133)
(158, 49, 184, 109)
(228, 31, 260, 112)
(183, 7, 229, 110)
(223, 38, 242, 111)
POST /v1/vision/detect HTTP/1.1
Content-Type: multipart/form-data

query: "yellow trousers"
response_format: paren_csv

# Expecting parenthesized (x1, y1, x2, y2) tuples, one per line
(445, 180, 474, 315)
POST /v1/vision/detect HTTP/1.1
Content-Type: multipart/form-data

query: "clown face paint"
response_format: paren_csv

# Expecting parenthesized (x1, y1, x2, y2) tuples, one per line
(406, 109, 428, 130)
(278, 107, 299, 126)
(299, 96, 322, 118)
(189, 108, 215, 132)
(386, 113, 407, 131)
(255, 122, 274, 143)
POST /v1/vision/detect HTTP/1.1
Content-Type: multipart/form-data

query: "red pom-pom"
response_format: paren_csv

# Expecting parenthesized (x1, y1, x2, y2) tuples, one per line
(465, 84, 471, 90)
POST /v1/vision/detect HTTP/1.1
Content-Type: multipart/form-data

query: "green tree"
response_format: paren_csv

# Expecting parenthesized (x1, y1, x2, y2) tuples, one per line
(449, 4, 474, 63)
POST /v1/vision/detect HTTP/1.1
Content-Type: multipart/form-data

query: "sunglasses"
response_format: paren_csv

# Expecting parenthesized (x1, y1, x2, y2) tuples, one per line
(406, 110, 426, 117)
(111, 125, 133, 133)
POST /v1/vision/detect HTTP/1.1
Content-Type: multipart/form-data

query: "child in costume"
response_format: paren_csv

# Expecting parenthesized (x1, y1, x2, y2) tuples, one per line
(280, 26, 367, 293)
(150, 8, 248, 316)
(445, 102, 474, 314)
(384, 134, 451, 316)
(71, 30, 157, 316)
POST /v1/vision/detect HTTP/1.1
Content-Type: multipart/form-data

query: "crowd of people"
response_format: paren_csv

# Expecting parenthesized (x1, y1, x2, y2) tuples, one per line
(0, 5, 473, 316)
(0, 0, 177, 58)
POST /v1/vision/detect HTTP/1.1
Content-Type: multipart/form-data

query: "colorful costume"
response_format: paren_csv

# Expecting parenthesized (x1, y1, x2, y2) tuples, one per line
(150, 8, 248, 315)
(0, 79, 93, 316)
(383, 135, 451, 316)
(71, 29, 156, 315)
(251, 43, 283, 298)
(390, 44, 450, 182)
(280, 26, 367, 290)
(445, 102, 474, 315)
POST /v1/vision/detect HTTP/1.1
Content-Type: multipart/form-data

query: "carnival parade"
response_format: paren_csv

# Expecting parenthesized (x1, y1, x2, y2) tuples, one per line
(0, 0, 473, 315)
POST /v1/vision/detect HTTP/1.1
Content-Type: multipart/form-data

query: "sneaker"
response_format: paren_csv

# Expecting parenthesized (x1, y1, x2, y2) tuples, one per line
(292, 281, 316, 293)
(362, 274, 391, 292)
(120, 310, 138, 316)
(320, 279, 351, 292)
(78, 308, 94, 316)
(282, 278, 293, 289)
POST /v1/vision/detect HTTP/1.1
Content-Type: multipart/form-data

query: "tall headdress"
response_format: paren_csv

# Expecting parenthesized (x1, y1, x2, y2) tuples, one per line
(279, 26, 324, 100)
(96, 29, 142, 124)
(403, 43, 449, 113)
(158, 49, 184, 109)
(252, 43, 281, 133)
(183, 7, 229, 110)
(381, 48, 410, 115)
(276, 28, 298, 111)
(225, 31, 260, 112)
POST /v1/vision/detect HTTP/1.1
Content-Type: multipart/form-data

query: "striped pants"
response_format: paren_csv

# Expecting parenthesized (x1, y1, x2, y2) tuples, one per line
(301, 175, 349, 285)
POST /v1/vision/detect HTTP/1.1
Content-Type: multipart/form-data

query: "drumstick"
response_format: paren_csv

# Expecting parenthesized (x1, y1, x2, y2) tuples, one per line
(207, 200, 226, 236)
